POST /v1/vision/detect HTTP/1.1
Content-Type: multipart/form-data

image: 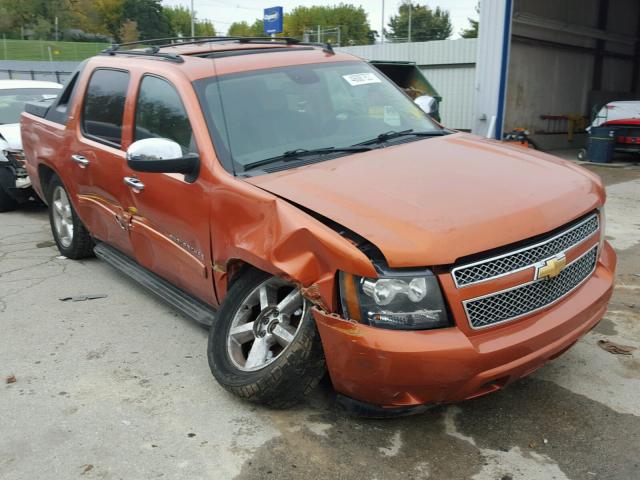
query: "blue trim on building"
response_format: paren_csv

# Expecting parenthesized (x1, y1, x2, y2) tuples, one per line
(495, 0, 513, 140)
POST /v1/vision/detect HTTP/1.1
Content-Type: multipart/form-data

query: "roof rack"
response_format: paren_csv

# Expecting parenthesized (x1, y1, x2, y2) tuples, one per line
(100, 36, 335, 63)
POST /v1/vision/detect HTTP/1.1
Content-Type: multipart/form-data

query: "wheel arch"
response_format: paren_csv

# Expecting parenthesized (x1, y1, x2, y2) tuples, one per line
(37, 163, 59, 205)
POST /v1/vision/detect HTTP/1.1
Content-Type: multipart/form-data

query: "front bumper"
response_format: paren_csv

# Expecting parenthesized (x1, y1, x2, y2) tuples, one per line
(314, 242, 616, 411)
(0, 165, 34, 203)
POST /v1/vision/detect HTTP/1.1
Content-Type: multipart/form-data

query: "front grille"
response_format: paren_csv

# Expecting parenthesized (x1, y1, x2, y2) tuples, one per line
(463, 246, 598, 329)
(452, 214, 599, 287)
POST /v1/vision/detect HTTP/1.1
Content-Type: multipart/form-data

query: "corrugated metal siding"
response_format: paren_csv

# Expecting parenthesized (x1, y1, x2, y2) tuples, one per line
(338, 39, 477, 130)
(337, 38, 477, 66)
(422, 66, 476, 130)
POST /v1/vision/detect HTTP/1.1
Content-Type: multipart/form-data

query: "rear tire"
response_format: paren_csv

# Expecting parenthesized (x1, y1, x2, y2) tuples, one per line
(0, 184, 18, 212)
(208, 269, 326, 408)
(46, 175, 94, 259)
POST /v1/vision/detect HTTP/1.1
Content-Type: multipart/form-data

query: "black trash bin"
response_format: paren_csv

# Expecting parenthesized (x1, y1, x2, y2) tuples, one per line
(586, 127, 616, 163)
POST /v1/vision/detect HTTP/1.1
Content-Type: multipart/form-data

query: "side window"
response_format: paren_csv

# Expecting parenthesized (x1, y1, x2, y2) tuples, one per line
(134, 75, 195, 154)
(82, 69, 129, 147)
(46, 70, 80, 124)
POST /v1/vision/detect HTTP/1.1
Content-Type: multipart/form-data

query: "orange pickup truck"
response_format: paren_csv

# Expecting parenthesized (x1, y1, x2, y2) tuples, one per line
(20, 37, 616, 416)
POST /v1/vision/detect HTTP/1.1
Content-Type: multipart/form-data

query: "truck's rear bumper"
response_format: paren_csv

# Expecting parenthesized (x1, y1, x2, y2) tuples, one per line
(314, 242, 616, 411)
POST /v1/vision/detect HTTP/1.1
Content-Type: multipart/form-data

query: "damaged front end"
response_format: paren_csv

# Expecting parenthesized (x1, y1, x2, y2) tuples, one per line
(209, 179, 379, 313)
(0, 148, 36, 204)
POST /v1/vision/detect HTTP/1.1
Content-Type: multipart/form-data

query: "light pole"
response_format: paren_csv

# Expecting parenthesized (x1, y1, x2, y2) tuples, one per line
(407, 1, 412, 43)
(190, 0, 195, 38)
(381, 0, 385, 44)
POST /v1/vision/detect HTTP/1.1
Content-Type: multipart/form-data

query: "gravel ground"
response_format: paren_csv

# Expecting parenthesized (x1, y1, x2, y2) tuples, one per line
(1, 163, 639, 480)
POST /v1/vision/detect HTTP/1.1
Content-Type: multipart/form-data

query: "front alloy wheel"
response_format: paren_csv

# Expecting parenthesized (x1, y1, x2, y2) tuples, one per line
(227, 276, 305, 371)
(208, 269, 326, 408)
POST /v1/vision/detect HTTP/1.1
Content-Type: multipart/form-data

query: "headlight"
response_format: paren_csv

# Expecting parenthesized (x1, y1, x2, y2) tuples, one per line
(0, 150, 8, 163)
(339, 271, 451, 330)
(598, 206, 607, 257)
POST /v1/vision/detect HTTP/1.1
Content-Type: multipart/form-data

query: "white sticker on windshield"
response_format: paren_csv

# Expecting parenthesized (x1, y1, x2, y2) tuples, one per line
(342, 72, 382, 86)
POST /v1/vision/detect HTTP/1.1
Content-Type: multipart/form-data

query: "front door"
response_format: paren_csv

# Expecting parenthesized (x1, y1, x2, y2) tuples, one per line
(67, 68, 135, 257)
(123, 74, 214, 305)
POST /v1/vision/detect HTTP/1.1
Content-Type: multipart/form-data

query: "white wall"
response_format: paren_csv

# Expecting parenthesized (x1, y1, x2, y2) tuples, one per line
(337, 39, 477, 130)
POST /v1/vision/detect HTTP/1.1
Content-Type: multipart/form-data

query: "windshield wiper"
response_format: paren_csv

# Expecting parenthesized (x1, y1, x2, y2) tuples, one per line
(243, 146, 372, 171)
(354, 129, 446, 146)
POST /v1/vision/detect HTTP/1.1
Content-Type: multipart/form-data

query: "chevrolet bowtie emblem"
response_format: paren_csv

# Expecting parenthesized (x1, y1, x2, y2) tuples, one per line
(536, 254, 567, 280)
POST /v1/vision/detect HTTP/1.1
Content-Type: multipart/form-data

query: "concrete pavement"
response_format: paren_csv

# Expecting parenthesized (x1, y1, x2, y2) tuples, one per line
(1, 164, 639, 480)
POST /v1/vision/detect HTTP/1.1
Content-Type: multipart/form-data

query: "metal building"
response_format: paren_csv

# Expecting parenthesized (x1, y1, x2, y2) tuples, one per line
(474, 0, 640, 147)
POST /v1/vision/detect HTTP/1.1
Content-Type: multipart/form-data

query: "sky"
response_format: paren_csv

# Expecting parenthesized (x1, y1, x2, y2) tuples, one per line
(162, 0, 479, 40)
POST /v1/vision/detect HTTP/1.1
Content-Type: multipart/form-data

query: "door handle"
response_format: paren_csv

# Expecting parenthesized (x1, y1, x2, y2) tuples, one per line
(71, 154, 89, 167)
(123, 176, 145, 192)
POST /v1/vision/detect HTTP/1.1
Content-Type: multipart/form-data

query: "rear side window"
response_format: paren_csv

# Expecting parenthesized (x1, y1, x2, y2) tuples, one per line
(46, 68, 81, 125)
(134, 75, 195, 154)
(82, 69, 129, 148)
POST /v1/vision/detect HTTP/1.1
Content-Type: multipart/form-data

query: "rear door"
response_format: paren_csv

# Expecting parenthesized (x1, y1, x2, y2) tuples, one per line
(123, 74, 214, 304)
(67, 68, 135, 257)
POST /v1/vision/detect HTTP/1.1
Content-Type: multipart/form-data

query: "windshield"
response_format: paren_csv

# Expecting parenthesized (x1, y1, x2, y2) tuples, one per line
(0, 88, 60, 124)
(195, 61, 441, 174)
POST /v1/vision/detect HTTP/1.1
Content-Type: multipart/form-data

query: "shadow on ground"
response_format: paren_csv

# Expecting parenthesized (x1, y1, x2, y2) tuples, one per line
(237, 377, 640, 480)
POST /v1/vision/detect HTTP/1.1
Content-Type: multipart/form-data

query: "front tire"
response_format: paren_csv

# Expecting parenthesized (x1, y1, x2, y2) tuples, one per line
(47, 175, 94, 259)
(208, 269, 326, 408)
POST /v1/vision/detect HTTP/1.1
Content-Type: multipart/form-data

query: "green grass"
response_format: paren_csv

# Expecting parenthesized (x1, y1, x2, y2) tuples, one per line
(0, 39, 110, 61)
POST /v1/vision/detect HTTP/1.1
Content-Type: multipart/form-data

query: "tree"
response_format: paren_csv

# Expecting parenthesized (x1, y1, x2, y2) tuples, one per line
(227, 21, 251, 37)
(32, 17, 52, 40)
(460, 1, 479, 38)
(94, 0, 125, 40)
(0, 0, 217, 41)
(163, 5, 191, 37)
(227, 20, 263, 37)
(228, 5, 374, 44)
(284, 4, 373, 45)
(119, 19, 139, 42)
(162, 5, 216, 38)
(195, 20, 215, 37)
(387, 3, 452, 42)
(0, 4, 18, 36)
(0, 0, 77, 39)
(121, 0, 170, 40)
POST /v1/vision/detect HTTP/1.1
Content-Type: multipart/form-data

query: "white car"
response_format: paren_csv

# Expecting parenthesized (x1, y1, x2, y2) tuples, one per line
(591, 100, 640, 127)
(0, 80, 62, 211)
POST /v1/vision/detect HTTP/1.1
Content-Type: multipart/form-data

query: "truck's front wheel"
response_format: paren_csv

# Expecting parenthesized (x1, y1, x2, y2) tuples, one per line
(47, 176, 94, 259)
(208, 269, 326, 408)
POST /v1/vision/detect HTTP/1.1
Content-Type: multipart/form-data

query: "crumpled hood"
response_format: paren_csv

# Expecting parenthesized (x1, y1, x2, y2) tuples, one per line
(246, 133, 603, 267)
(0, 123, 22, 150)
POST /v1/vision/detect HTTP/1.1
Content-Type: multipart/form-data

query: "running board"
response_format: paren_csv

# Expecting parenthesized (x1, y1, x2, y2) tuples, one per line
(94, 242, 216, 326)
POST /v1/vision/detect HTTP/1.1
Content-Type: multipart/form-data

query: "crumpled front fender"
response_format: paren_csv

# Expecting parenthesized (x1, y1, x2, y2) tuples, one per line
(210, 179, 377, 310)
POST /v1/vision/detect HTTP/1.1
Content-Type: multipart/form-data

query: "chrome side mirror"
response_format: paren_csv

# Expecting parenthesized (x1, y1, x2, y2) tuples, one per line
(414, 95, 438, 116)
(126, 138, 199, 182)
(126, 138, 183, 162)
